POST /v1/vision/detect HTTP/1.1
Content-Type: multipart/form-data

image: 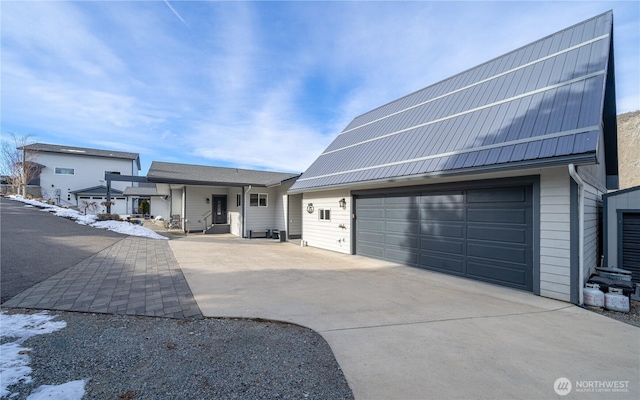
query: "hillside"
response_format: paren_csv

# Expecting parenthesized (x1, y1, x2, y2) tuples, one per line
(617, 110, 640, 189)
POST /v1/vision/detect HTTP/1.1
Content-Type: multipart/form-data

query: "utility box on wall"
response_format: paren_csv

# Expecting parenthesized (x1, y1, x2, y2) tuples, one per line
(603, 186, 640, 283)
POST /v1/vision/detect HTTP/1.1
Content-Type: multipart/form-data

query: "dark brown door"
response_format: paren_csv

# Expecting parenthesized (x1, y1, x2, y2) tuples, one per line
(212, 196, 227, 224)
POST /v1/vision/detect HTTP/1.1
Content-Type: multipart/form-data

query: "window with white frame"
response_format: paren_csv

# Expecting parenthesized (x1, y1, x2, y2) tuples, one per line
(319, 209, 331, 221)
(249, 193, 268, 207)
(236, 193, 242, 207)
(55, 167, 75, 175)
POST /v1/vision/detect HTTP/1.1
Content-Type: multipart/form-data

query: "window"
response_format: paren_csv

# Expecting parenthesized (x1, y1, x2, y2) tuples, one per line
(319, 209, 331, 221)
(105, 171, 121, 175)
(249, 193, 268, 207)
(55, 167, 75, 175)
(236, 193, 242, 207)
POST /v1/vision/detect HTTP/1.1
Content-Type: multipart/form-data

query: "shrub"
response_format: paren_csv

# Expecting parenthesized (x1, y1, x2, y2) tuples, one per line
(97, 213, 121, 221)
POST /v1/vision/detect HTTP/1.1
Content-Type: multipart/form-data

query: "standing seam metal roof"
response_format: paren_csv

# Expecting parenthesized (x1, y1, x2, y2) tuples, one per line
(147, 161, 300, 186)
(290, 11, 614, 192)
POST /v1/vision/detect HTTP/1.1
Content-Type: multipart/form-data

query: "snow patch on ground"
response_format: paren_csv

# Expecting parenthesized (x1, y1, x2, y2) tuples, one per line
(26, 380, 86, 400)
(0, 311, 83, 399)
(7, 196, 168, 240)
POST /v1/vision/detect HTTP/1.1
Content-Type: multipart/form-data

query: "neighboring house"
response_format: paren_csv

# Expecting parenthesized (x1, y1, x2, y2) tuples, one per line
(130, 161, 301, 238)
(19, 143, 141, 215)
(289, 11, 618, 304)
(603, 186, 640, 283)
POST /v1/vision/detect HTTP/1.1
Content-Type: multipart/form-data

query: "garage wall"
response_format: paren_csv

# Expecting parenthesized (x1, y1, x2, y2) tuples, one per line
(583, 183, 603, 282)
(302, 189, 351, 253)
(539, 167, 572, 301)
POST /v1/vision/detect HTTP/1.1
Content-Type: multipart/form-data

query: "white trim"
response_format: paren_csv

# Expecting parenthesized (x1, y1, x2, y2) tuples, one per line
(341, 34, 609, 136)
(322, 70, 605, 156)
(298, 125, 600, 183)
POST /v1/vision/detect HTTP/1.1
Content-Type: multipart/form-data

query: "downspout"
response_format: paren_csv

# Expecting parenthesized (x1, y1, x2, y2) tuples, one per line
(243, 185, 252, 238)
(568, 164, 585, 305)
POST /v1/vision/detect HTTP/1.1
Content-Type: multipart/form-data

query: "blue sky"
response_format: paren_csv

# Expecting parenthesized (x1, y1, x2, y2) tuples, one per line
(2, 1, 638, 175)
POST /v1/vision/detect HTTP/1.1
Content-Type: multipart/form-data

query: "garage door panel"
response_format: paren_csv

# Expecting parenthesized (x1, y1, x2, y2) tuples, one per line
(467, 187, 526, 203)
(622, 213, 640, 283)
(467, 226, 527, 244)
(357, 208, 385, 219)
(420, 193, 464, 204)
(386, 247, 419, 265)
(355, 183, 533, 291)
(421, 223, 464, 238)
(420, 252, 465, 274)
(358, 197, 384, 206)
(358, 244, 385, 258)
(386, 233, 419, 249)
(467, 261, 528, 288)
(385, 208, 419, 220)
(386, 220, 419, 234)
(358, 220, 385, 231)
(468, 209, 527, 224)
(467, 242, 527, 264)
(357, 230, 384, 244)
(422, 208, 464, 222)
(421, 237, 464, 255)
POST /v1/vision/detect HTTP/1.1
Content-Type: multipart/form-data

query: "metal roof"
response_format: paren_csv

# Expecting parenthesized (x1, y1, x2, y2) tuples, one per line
(21, 143, 141, 170)
(290, 11, 616, 192)
(70, 185, 124, 196)
(147, 161, 300, 187)
(123, 184, 160, 197)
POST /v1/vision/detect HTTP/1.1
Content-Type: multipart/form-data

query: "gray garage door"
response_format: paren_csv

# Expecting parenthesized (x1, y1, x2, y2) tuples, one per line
(621, 212, 640, 283)
(356, 185, 534, 291)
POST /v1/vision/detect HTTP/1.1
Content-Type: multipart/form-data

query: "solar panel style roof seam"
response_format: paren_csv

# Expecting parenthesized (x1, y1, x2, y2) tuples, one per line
(322, 70, 605, 156)
(297, 125, 600, 183)
(339, 33, 609, 137)
(289, 11, 614, 193)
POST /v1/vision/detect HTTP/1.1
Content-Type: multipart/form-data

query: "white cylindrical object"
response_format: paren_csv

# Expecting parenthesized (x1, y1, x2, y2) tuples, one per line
(604, 288, 630, 312)
(583, 283, 605, 307)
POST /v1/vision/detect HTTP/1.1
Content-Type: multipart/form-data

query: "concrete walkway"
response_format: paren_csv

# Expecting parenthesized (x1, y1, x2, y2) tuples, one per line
(170, 235, 640, 400)
(3, 237, 202, 319)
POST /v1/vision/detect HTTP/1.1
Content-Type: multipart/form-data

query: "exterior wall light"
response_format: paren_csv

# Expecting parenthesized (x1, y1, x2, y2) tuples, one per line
(339, 198, 347, 209)
(206, 197, 210, 204)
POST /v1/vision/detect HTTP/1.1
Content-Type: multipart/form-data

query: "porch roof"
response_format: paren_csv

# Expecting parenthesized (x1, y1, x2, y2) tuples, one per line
(147, 161, 300, 187)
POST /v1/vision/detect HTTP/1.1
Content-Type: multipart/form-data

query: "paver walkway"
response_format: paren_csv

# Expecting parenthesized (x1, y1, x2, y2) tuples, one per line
(3, 237, 203, 319)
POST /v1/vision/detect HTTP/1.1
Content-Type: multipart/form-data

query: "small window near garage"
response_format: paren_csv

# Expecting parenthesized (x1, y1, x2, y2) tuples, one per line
(250, 193, 268, 207)
(105, 171, 121, 175)
(92, 197, 103, 200)
(79, 196, 90, 199)
(236, 193, 242, 207)
(319, 209, 331, 221)
(55, 167, 75, 175)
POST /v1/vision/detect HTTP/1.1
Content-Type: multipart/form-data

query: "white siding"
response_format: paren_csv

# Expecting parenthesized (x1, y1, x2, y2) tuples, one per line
(539, 167, 571, 302)
(35, 152, 137, 207)
(184, 186, 229, 232)
(302, 189, 351, 254)
(228, 187, 243, 237)
(170, 188, 183, 217)
(150, 184, 171, 220)
(288, 193, 303, 237)
(244, 186, 282, 236)
(583, 184, 602, 282)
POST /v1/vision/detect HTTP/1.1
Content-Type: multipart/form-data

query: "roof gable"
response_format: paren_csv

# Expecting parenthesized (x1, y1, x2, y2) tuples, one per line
(147, 161, 300, 187)
(21, 143, 141, 170)
(291, 11, 616, 192)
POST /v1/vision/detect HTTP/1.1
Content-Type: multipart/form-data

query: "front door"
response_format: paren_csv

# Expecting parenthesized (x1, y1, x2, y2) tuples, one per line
(212, 196, 227, 224)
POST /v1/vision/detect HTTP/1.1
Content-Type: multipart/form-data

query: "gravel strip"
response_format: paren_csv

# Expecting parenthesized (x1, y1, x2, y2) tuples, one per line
(2, 309, 353, 400)
(586, 299, 640, 328)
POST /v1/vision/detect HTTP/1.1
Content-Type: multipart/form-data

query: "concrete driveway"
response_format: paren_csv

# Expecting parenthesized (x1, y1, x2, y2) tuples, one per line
(170, 235, 639, 400)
